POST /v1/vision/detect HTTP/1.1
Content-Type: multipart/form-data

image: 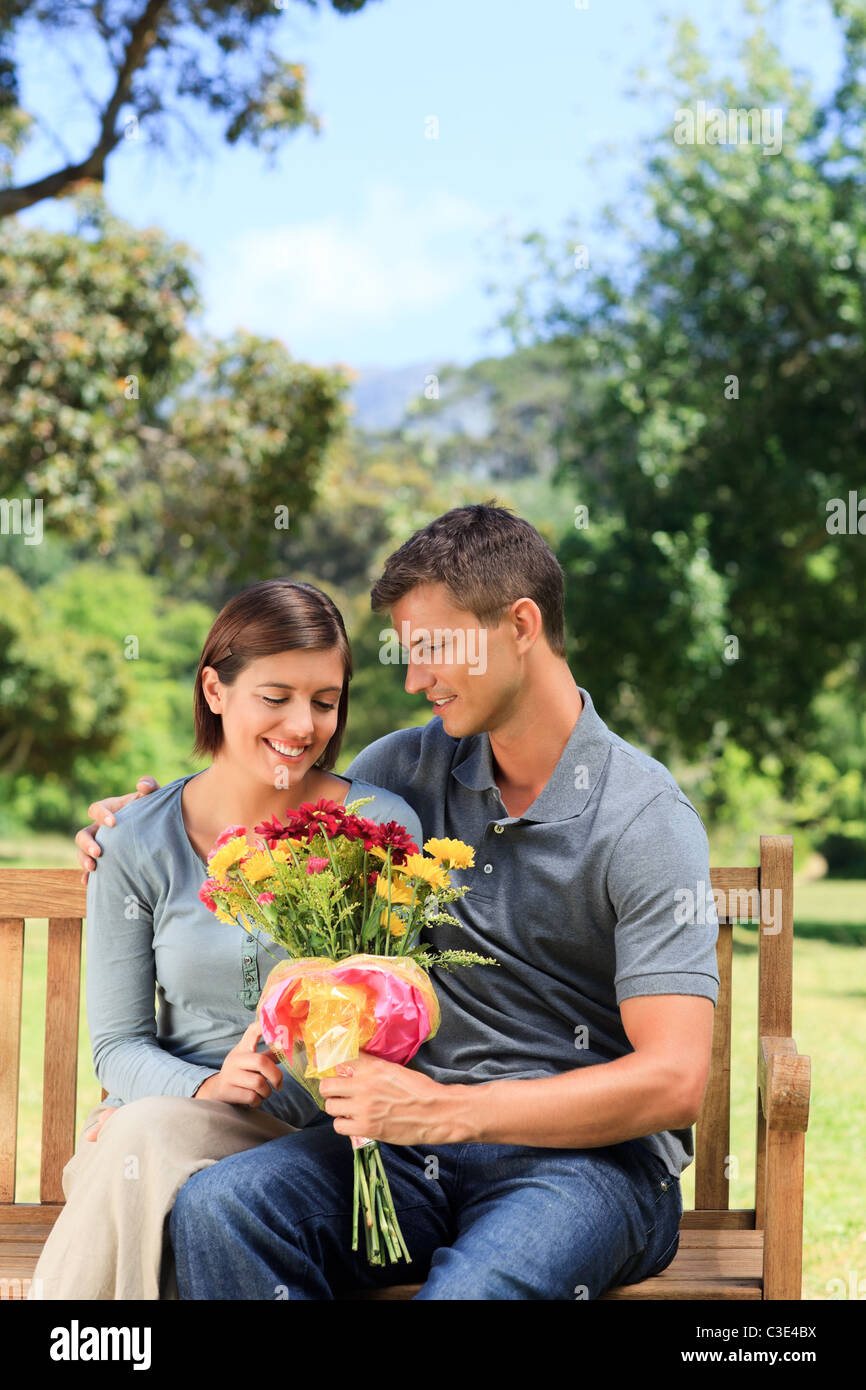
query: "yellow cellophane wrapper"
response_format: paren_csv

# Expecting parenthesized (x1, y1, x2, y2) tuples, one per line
(256, 955, 440, 1111)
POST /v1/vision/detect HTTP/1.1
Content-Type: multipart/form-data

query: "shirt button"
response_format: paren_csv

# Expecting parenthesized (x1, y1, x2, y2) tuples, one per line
(483, 863, 493, 874)
(244, 955, 253, 964)
(494, 825, 504, 834)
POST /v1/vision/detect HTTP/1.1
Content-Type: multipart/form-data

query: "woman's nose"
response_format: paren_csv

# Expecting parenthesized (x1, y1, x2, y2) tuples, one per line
(280, 710, 316, 738)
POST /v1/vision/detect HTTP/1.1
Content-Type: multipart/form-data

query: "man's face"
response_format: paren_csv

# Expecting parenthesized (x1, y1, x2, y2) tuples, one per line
(389, 583, 520, 738)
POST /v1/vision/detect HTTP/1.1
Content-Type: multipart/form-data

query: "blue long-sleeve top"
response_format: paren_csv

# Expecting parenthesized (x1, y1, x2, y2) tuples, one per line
(85, 772, 425, 1128)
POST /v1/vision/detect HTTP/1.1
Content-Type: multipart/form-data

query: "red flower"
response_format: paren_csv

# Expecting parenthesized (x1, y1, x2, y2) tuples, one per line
(253, 808, 313, 847)
(374, 821, 420, 866)
(295, 798, 348, 839)
(255, 799, 348, 847)
(338, 814, 368, 843)
(351, 817, 385, 851)
(305, 857, 330, 874)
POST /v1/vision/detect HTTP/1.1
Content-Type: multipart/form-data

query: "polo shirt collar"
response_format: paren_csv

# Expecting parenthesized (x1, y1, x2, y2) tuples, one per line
(450, 685, 611, 821)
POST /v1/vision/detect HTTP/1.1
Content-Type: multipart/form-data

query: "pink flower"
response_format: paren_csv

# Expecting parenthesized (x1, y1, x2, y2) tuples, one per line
(257, 892, 276, 905)
(305, 857, 330, 874)
(198, 877, 220, 911)
(213, 824, 247, 849)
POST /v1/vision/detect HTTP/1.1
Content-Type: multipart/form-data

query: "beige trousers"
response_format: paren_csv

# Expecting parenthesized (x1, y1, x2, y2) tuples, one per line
(28, 1095, 299, 1301)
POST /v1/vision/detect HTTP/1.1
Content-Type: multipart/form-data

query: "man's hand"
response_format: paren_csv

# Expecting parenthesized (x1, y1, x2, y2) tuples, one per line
(319, 1053, 471, 1146)
(193, 1021, 285, 1108)
(76, 776, 161, 885)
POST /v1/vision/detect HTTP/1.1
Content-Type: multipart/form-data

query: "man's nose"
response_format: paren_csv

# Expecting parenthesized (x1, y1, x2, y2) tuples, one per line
(404, 656, 433, 695)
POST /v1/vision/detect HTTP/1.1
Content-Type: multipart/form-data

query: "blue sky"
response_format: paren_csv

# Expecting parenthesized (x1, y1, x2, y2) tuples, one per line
(12, 0, 843, 372)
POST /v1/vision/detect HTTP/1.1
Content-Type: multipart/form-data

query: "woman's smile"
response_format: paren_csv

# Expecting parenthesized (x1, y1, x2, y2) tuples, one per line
(262, 736, 310, 759)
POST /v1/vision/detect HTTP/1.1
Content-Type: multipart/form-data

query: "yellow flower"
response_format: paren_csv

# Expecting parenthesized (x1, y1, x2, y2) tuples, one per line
(394, 854, 451, 891)
(238, 852, 278, 885)
(380, 908, 407, 937)
(374, 875, 414, 905)
(422, 837, 475, 870)
(207, 837, 251, 881)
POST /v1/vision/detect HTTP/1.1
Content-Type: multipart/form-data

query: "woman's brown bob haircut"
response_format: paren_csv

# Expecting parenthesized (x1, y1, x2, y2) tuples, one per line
(369, 501, 567, 657)
(191, 579, 352, 770)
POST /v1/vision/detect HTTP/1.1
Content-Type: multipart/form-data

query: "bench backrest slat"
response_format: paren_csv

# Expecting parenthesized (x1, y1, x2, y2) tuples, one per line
(693, 866, 760, 1212)
(695, 920, 733, 1209)
(0, 919, 25, 1203)
(755, 835, 794, 1228)
(40, 919, 83, 1203)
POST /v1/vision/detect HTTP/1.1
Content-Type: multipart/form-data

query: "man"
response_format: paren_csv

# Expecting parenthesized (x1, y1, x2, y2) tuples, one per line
(76, 502, 719, 1300)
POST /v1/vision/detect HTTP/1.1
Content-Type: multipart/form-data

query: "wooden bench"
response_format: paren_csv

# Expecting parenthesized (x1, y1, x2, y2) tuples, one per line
(0, 834, 810, 1300)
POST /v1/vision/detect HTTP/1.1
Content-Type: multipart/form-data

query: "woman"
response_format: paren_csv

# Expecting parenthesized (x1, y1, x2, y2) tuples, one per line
(30, 578, 423, 1300)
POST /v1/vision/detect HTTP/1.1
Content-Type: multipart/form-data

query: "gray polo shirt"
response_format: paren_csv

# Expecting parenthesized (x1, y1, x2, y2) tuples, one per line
(343, 686, 720, 1178)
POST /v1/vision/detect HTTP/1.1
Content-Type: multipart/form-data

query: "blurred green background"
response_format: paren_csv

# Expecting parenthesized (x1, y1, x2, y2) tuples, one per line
(1, 0, 864, 1301)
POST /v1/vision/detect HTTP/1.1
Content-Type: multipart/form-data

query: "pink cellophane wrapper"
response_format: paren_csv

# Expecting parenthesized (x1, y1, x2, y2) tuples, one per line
(257, 954, 441, 1147)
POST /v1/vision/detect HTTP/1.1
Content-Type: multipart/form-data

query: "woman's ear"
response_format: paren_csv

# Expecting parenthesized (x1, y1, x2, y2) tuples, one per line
(200, 665, 223, 713)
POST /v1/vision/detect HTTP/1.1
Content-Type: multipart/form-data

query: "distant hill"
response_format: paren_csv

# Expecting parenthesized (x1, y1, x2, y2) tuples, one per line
(347, 344, 576, 483)
(348, 360, 493, 438)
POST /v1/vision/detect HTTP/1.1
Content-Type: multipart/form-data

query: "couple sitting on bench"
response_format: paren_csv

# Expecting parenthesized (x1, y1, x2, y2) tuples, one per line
(31, 502, 717, 1301)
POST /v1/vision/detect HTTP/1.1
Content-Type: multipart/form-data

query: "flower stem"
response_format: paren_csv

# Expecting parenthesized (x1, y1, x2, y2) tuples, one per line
(355, 1151, 380, 1263)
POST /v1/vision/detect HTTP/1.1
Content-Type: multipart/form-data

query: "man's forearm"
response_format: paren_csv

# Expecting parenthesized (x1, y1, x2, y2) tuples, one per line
(445, 1052, 695, 1148)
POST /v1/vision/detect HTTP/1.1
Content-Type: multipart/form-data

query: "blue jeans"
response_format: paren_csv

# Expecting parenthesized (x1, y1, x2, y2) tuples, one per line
(170, 1123, 683, 1295)
(169, 1123, 682, 1300)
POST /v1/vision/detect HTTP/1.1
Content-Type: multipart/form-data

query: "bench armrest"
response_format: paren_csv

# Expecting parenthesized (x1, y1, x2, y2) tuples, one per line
(759, 1035, 811, 1132)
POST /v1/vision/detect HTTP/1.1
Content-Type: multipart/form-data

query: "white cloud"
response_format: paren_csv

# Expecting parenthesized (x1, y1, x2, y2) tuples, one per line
(203, 183, 494, 360)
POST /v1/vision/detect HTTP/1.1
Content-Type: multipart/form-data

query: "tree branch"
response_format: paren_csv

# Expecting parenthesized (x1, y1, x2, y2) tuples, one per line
(0, 0, 173, 220)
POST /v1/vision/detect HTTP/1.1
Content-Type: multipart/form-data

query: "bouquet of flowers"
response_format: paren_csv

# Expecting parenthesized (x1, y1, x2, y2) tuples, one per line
(198, 795, 496, 1267)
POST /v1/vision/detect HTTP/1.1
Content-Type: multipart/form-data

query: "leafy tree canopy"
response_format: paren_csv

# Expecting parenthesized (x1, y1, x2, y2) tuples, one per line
(0, 0, 378, 218)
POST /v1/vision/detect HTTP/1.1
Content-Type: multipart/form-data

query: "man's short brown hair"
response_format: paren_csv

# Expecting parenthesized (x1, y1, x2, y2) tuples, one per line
(369, 501, 566, 656)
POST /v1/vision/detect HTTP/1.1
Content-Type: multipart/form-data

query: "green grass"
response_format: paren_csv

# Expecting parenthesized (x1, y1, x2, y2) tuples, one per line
(5, 836, 864, 1299)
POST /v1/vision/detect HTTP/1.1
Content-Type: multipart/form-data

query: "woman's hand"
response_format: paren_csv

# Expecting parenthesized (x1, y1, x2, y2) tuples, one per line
(193, 1022, 285, 1107)
(84, 1106, 120, 1142)
(76, 776, 162, 885)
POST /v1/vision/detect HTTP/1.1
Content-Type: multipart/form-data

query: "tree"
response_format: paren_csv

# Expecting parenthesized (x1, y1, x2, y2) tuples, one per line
(504, 2, 866, 788)
(0, 187, 351, 599)
(0, 0, 378, 220)
(0, 565, 129, 779)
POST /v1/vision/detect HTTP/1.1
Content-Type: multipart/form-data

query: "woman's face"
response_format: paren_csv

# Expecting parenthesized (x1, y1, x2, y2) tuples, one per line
(202, 647, 346, 785)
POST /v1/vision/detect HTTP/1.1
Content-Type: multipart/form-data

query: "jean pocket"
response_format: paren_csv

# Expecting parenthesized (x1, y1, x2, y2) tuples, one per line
(645, 1225, 680, 1278)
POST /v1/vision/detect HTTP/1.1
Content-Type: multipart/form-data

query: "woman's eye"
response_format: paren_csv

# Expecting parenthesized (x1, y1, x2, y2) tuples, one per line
(261, 696, 335, 710)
